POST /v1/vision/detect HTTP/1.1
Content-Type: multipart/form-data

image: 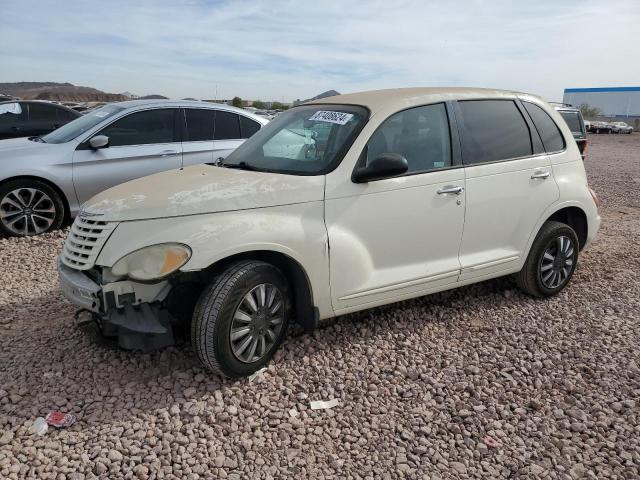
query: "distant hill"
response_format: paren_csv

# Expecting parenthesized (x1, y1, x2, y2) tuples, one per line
(0, 82, 127, 102)
(294, 90, 340, 105)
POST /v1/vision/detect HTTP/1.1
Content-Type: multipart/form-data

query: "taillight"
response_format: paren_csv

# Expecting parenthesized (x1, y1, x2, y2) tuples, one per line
(581, 139, 588, 158)
(588, 186, 599, 208)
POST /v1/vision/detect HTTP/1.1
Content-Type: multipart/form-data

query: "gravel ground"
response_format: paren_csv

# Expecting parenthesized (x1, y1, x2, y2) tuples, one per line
(1, 134, 639, 479)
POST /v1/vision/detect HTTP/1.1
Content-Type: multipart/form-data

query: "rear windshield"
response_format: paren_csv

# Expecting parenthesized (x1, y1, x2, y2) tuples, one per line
(42, 105, 126, 144)
(559, 111, 585, 138)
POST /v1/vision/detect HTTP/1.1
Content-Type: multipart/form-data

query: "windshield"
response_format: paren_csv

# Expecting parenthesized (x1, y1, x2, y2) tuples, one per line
(221, 104, 368, 175)
(41, 105, 126, 144)
(559, 111, 584, 138)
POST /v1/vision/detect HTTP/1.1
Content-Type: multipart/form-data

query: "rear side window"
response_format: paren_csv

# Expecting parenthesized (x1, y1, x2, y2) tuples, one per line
(523, 102, 565, 152)
(366, 103, 452, 173)
(457, 100, 532, 165)
(184, 108, 215, 141)
(559, 111, 584, 137)
(0, 103, 26, 126)
(214, 111, 241, 140)
(56, 108, 78, 122)
(28, 103, 58, 122)
(239, 116, 261, 138)
(100, 108, 176, 147)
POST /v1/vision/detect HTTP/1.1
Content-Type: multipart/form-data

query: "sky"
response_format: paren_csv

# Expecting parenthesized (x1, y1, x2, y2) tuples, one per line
(1, 0, 639, 102)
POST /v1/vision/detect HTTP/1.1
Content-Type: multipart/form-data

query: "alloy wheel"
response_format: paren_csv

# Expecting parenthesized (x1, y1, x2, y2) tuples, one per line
(230, 283, 285, 363)
(539, 235, 575, 289)
(0, 188, 57, 236)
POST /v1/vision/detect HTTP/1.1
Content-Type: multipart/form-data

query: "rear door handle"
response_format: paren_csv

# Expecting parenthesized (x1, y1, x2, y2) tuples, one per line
(531, 169, 550, 179)
(437, 185, 464, 195)
(159, 150, 179, 157)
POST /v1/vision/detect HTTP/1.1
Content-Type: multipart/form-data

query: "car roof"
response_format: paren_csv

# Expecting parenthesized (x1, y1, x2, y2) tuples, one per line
(0, 99, 80, 113)
(307, 87, 532, 112)
(112, 99, 268, 123)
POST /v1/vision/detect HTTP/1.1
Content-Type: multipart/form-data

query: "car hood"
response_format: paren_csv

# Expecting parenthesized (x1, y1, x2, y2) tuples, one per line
(0, 136, 50, 152)
(81, 164, 326, 221)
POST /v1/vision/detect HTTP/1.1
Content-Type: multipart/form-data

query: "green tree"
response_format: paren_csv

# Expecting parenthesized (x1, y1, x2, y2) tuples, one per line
(231, 96, 243, 107)
(271, 101, 289, 111)
(252, 100, 266, 109)
(579, 103, 601, 119)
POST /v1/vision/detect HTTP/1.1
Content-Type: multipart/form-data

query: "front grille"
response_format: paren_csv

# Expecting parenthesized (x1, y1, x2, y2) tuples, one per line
(61, 217, 117, 270)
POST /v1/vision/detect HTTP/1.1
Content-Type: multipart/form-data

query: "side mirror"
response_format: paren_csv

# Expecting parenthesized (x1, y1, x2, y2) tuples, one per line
(352, 153, 408, 183)
(89, 135, 109, 150)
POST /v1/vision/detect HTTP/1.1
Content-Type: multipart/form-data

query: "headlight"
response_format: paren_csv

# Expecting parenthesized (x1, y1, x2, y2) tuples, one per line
(111, 243, 191, 281)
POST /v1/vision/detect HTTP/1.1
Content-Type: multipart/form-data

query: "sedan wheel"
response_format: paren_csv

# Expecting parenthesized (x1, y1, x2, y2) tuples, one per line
(0, 180, 65, 237)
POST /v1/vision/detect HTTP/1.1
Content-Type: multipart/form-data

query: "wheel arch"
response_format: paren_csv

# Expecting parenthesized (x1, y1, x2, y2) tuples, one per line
(0, 175, 71, 221)
(545, 206, 588, 250)
(198, 249, 318, 332)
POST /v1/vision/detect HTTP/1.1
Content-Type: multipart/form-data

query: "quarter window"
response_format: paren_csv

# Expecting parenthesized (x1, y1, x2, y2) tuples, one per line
(184, 108, 215, 141)
(100, 109, 176, 147)
(457, 100, 532, 165)
(523, 102, 565, 152)
(366, 103, 452, 173)
(239, 116, 261, 138)
(214, 111, 241, 140)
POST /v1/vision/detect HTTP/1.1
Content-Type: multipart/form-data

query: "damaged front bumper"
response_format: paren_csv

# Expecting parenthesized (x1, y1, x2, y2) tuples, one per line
(58, 257, 175, 351)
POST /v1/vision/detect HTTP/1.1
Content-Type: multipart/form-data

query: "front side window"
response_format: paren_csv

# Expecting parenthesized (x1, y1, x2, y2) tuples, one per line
(28, 103, 58, 122)
(100, 108, 176, 147)
(56, 108, 79, 122)
(457, 100, 532, 165)
(366, 103, 451, 173)
(184, 108, 215, 141)
(221, 104, 368, 175)
(42, 105, 126, 143)
(523, 102, 566, 152)
(214, 111, 241, 140)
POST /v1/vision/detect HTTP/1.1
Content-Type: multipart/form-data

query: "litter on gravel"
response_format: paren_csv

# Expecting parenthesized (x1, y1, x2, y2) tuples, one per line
(45, 411, 76, 428)
(248, 367, 267, 382)
(309, 398, 339, 410)
(28, 417, 48, 436)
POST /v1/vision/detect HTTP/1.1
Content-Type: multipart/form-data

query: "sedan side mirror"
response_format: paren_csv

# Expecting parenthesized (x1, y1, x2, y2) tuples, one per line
(89, 135, 109, 150)
(352, 153, 408, 183)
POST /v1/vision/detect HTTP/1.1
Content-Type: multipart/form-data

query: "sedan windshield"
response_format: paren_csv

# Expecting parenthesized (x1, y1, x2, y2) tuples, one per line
(221, 104, 368, 175)
(42, 105, 126, 144)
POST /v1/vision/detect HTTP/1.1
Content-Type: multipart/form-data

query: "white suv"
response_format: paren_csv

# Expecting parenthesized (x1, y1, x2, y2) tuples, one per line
(58, 88, 601, 378)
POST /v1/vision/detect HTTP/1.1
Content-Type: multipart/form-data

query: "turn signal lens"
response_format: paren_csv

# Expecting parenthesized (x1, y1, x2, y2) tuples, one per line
(588, 186, 599, 208)
(112, 243, 191, 281)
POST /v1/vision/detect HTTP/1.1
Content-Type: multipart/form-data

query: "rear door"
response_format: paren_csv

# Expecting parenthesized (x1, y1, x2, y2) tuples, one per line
(0, 102, 29, 139)
(455, 99, 560, 281)
(181, 108, 216, 167)
(72, 108, 182, 203)
(25, 102, 60, 136)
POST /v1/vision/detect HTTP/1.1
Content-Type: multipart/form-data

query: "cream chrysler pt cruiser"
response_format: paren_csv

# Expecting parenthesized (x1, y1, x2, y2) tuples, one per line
(58, 88, 601, 377)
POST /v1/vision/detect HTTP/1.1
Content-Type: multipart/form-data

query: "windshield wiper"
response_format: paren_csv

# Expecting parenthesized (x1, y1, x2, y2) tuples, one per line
(28, 136, 46, 143)
(220, 161, 261, 171)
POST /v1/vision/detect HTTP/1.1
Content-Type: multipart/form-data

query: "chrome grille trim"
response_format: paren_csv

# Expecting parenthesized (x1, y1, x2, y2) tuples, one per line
(61, 217, 117, 270)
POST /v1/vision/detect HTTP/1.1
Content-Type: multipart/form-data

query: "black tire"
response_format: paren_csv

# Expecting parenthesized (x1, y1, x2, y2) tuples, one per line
(0, 179, 65, 237)
(515, 221, 579, 298)
(191, 260, 291, 378)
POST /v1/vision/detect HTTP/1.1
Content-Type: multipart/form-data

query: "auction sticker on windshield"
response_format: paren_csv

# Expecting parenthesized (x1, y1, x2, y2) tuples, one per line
(309, 111, 354, 125)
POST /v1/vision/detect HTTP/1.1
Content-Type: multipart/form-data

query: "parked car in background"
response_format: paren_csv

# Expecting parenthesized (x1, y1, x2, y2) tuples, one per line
(0, 100, 267, 236)
(588, 121, 613, 134)
(0, 100, 81, 140)
(57, 88, 601, 377)
(610, 121, 633, 134)
(552, 103, 587, 159)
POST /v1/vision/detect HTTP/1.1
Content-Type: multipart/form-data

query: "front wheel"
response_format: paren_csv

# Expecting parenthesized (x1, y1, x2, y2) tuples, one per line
(191, 261, 291, 377)
(0, 179, 65, 237)
(515, 221, 579, 298)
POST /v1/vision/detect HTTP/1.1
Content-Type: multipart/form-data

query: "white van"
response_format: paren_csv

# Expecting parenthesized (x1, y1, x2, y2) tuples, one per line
(58, 88, 601, 377)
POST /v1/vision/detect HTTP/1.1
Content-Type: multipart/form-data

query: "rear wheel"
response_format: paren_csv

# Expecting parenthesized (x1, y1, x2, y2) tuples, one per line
(191, 261, 291, 377)
(516, 221, 579, 298)
(0, 179, 65, 237)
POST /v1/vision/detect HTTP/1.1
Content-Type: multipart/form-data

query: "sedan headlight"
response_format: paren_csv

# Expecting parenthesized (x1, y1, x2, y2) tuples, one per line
(111, 243, 191, 281)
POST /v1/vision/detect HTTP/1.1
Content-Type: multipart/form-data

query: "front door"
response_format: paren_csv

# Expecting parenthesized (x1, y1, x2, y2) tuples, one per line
(72, 108, 182, 204)
(325, 102, 466, 313)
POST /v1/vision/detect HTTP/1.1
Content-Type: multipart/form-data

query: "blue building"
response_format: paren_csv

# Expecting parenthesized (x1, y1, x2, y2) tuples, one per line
(563, 87, 640, 128)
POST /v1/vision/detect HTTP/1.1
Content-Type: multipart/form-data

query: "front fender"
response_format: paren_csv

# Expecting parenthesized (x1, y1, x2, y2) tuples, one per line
(96, 202, 333, 318)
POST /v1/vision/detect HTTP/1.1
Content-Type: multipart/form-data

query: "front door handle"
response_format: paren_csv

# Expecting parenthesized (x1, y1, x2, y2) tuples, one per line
(437, 185, 464, 195)
(159, 150, 179, 157)
(531, 169, 550, 179)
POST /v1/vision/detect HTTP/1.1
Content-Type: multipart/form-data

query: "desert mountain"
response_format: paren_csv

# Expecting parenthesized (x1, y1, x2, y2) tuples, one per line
(0, 82, 128, 102)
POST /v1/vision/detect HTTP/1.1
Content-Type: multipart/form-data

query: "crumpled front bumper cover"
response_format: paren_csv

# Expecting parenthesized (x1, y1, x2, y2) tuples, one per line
(58, 257, 101, 313)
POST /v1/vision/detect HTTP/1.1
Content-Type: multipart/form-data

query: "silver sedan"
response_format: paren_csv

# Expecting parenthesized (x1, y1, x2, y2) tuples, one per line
(0, 100, 267, 236)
